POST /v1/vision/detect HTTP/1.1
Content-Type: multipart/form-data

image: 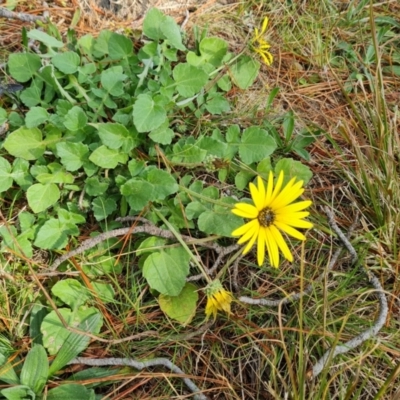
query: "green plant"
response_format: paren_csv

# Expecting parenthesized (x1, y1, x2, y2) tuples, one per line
(0, 296, 102, 400)
(0, 7, 314, 324)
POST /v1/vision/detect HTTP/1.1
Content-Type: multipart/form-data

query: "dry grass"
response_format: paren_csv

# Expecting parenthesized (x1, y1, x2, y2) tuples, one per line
(1, 0, 400, 399)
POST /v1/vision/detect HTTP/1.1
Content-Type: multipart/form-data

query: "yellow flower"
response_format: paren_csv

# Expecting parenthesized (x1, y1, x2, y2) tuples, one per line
(205, 280, 233, 321)
(232, 171, 313, 268)
(251, 16, 273, 66)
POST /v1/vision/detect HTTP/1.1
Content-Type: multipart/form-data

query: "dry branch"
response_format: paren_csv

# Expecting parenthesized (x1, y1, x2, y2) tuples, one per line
(0, 7, 45, 22)
(68, 356, 208, 400)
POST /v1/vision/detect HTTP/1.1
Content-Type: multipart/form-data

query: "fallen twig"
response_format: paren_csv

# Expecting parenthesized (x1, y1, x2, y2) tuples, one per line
(309, 207, 388, 378)
(48, 217, 238, 275)
(0, 6, 46, 22)
(68, 356, 208, 400)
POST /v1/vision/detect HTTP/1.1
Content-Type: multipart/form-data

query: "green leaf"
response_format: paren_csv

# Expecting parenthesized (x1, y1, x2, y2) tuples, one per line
(56, 142, 89, 171)
(173, 63, 208, 97)
(58, 208, 85, 225)
(82, 254, 121, 276)
(198, 205, 243, 237)
(1, 385, 36, 400)
(30, 304, 47, 345)
(283, 111, 295, 141)
(52, 279, 90, 309)
(185, 201, 208, 220)
(147, 168, 178, 200)
(3, 127, 45, 160)
(136, 236, 167, 256)
(42, 308, 102, 357)
(84, 176, 108, 196)
(159, 283, 198, 325)
(52, 51, 80, 74)
(34, 218, 75, 249)
(63, 106, 87, 131)
(36, 168, 74, 185)
(275, 158, 313, 185)
(143, 7, 166, 40)
(20, 85, 41, 107)
(25, 106, 49, 128)
(20, 345, 48, 395)
(48, 311, 102, 375)
(143, 246, 190, 296)
(92, 196, 117, 221)
(47, 384, 95, 400)
(171, 142, 207, 164)
(205, 94, 230, 114)
(27, 29, 64, 48)
(101, 66, 127, 97)
(89, 145, 128, 168)
(92, 30, 112, 57)
(108, 32, 133, 59)
(11, 158, 33, 189)
(187, 37, 228, 67)
(196, 136, 228, 158)
(239, 126, 277, 164)
(160, 15, 185, 50)
(92, 282, 115, 303)
(0, 225, 33, 258)
(91, 122, 136, 150)
(0, 359, 19, 385)
(7, 53, 41, 82)
(27, 183, 60, 213)
(0, 107, 7, 124)
(0, 156, 13, 193)
(120, 178, 153, 211)
(133, 93, 167, 132)
(149, 121, 175, 145)
(230, 55, 260, 89)
(143, 8, 185, 50)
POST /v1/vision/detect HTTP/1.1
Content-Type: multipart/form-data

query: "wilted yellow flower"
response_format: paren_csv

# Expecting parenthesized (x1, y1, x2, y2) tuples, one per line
(251, 16, 273, 65)
(232, 171, 313, 268)
(205, 280, 233, 320)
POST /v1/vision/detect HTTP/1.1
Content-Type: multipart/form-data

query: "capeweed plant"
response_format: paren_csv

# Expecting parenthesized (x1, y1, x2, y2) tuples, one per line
(0, 284, 103, 400)
(0, 8, 314, 324)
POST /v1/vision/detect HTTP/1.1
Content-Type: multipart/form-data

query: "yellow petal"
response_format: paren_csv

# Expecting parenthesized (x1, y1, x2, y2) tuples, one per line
(249, 180, 263, 210)
(232, 218, 259, 238)
(270, 224, 293, 262)
(232, 203, 259, 219)
(260, 16, 269, 35)
(274, 221, 306, 240)
(269, 170, 284, 205)
(253, 27, 260, 42)
(257, 227, 266, 266)
(242, 227, 259, 254)
(271, 179, 304, 209)
(276, 211, 310, 219)
(237, 221, 260, 244)
(275, 211, 313, 228)
(276, 201, 312, 214)
(264, 171, 274, 206)
(259, 42, 271, 50)
(257, 176, 266, 208)
(260, 51, 273, 66)
(265, 227, 280, 267)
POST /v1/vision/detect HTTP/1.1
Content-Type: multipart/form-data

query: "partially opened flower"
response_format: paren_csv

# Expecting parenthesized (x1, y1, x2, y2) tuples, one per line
(205, 280, 233, 321)
(251, 17, 273, 66)
(231, 171, 313, 268)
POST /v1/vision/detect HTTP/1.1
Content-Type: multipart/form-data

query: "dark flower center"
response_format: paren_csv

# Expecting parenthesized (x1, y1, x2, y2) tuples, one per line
(258, 208, 276, 227)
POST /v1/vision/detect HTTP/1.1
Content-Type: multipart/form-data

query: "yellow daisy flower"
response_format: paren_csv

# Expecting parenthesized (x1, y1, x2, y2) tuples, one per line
(205, 280, 233, 321)
(251, 17, 273, 66)
(231, 171, 313, 268)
